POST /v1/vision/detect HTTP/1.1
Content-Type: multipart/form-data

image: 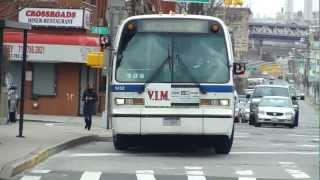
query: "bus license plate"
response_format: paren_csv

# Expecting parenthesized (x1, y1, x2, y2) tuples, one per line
(163, 117, 181, 126)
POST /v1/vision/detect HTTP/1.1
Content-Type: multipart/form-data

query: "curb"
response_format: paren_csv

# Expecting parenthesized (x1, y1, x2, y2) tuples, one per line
(0, 135, 112, 179)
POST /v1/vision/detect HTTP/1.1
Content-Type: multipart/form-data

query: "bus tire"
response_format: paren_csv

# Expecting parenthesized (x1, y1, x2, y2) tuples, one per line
(113, 135, 128, 150)
(214, 127, 234, 154)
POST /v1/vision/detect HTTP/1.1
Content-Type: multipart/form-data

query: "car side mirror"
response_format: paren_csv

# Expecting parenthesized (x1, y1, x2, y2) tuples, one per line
(233, 62, 245, 75)
(299, 95, 305, 100)
(246, 94, 251, 99)
(292, 96, 297, 101)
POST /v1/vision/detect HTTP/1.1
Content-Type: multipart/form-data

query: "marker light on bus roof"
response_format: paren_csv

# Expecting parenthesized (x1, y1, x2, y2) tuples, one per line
(210, 24, 220, 33)
(127, 23, 136, 31)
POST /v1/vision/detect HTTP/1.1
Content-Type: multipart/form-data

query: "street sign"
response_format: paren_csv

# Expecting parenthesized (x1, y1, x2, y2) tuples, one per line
(175, 0, 209, 3)
(91, 26, 109, 35)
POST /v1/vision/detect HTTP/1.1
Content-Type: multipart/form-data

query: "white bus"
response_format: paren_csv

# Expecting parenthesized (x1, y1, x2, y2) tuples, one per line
(110, 14, 244, 154)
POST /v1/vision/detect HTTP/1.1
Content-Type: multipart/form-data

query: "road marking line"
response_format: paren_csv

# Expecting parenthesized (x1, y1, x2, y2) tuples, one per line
(80, 171, 102, 180)
(20, 176, 41, 180)
(230, 151, 318, 155)
(298, 144, 318, 148)
(289, 134, 318, 138)
(236, 132, 250, 135)
(270, 143, 285, 146)
(186, 171, 204, 175)
(30, 169, 51, 174)
(236, 170, 254, 176)
(235, 136, 249, 138)
(136, 170, 156, 180)
(70, 153, 124, 157)
(279, 162, 295, 165)
(185, 166, 203, 170)
(285, 169, 311, 179)
(238, 178, 256, 180)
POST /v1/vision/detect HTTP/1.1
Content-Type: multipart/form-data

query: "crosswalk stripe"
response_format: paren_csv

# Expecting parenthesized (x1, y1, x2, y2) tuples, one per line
(80, 171, 102, 180)
(136, 170, 156, 180)
(235, 170, 254, 176)
(186, 171, 204, 176)
(185, 166, 206, 180)
(20, 176, 41, 180)
(238, 178, 256, 180)
(30, 170, 51, 174)
(188, 176, 206, 180)
(185, 166, 203, 170)
(285, 169, 311, 179)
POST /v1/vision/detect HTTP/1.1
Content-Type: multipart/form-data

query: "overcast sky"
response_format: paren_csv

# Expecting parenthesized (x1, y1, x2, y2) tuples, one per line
(245, 0, 319, 18)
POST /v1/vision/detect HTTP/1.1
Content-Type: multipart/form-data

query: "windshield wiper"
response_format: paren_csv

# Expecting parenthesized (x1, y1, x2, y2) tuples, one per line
(138, 45, 171, 93)
(175, 53, 207, 94)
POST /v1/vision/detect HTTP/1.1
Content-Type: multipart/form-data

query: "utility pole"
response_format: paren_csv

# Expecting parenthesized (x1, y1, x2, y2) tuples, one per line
(105, 0, 127, 129)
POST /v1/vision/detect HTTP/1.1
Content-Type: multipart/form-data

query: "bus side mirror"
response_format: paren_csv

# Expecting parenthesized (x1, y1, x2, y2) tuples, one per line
(233, 62, 245, 75)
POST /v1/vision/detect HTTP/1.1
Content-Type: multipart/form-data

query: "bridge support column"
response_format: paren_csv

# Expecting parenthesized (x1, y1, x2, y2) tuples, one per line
(258, 39, 263, 60)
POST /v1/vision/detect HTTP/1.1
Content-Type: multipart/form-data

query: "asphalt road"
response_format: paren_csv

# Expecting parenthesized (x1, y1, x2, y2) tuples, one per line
(15, 101, 319, 180)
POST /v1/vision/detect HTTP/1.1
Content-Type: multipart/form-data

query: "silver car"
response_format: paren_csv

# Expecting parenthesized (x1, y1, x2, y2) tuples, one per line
(255, 96, 295, 128)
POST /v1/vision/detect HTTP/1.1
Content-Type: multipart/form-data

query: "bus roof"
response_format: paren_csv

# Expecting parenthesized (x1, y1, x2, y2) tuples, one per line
(121, 14, 226, 25)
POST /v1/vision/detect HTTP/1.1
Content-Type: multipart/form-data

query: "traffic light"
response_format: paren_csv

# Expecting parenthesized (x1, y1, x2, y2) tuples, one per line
(99, 35, 111, 49)
(224, 0, 232, 6)
(224, 0, 244, 6)
(233, 0, 243, 6)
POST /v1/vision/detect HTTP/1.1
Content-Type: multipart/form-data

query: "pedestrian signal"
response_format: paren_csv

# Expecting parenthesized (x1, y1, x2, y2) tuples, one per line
(99, 35, 111, 49)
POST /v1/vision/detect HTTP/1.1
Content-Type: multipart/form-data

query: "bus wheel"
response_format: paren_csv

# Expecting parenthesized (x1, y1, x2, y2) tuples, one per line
(214, 128, 234, 154)
(113, 135, 128, 150)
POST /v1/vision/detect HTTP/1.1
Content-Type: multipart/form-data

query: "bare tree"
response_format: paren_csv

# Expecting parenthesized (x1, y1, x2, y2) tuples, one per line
(186, 0, 224, 15)
(206, 0, 224, 16)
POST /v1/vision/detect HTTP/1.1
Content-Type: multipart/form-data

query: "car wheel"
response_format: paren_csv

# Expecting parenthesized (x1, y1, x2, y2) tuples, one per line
(288, 124, 295, 129)
(249, 114, 254, 125)
(254, 122, 261, 127)
(113, 135, 128, 150)
(294, 112, 299, 127)
(214, 127, 234, 154)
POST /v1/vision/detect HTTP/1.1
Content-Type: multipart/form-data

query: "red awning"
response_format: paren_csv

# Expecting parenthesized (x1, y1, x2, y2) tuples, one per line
(4, 32, 99, 46)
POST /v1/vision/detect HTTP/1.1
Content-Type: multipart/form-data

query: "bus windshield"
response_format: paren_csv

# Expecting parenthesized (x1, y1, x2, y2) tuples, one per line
(116, 20, 229, 83)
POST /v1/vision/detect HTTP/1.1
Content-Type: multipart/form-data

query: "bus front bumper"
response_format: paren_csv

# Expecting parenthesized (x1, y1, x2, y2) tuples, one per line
(112, 108, 234, 137)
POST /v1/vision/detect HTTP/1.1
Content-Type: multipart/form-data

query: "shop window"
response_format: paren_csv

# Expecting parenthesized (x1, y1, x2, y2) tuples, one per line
(32, 63, 56, 96)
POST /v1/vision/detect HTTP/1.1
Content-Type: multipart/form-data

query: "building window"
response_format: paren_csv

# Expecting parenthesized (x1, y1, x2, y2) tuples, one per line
(32, 63, 56, 96)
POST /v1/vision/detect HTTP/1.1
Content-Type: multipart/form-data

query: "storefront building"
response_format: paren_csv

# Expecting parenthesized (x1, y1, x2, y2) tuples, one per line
(4, 7, 100, 116)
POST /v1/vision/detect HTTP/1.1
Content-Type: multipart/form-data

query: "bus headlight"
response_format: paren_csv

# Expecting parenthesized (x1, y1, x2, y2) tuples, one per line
(115, 98, 144, 105)
(200, 99, 229, 106)
(115, 98, 125, 105)
(219, 99, 230, 106)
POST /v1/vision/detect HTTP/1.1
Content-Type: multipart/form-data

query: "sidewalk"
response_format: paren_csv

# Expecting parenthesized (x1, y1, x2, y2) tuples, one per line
(0, 114, 112, 179)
